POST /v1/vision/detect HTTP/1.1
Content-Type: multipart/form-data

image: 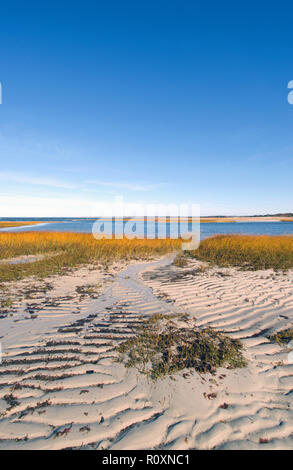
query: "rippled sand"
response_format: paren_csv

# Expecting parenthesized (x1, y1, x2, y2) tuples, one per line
(0, 255, 292, 449)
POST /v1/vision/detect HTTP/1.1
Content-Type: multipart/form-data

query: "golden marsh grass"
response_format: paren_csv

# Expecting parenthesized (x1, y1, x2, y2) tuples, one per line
(0, 221, 41, 229)
(0, 231, 181, 282)
(190, 234, 293, 271)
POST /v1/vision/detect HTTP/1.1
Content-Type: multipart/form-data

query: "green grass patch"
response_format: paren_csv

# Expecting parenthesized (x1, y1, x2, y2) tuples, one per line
(116, 313, 247, 380)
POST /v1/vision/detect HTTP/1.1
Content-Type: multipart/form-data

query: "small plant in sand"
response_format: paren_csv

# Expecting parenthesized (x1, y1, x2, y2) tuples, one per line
(196, 264, 210, 274)
(189, 234, 293, 271)
(0, 297, 13, 309)
(76, 283, 102, 299)
(3, 393, 20, 410)
(173, 253, 188, 267)
(269, 328, 293, 345)
(116, 313, 247, 380)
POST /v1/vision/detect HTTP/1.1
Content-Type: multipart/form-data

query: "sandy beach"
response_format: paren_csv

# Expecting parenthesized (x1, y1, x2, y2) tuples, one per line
(2, 1, 293, 458)
(0, 253, 292, 450)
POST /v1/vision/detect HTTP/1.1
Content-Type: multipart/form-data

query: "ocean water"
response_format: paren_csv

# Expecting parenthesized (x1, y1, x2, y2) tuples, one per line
(1, 218, 293, 240)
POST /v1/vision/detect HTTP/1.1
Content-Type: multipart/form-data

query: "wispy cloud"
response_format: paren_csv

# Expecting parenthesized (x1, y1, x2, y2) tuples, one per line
(0, 172, 165, 198)
(84, 180, 164, 191)
(0, 172, 77, 189)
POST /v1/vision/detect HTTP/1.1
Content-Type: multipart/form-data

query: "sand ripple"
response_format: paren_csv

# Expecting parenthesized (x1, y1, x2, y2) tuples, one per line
(0, 256, 292, 449)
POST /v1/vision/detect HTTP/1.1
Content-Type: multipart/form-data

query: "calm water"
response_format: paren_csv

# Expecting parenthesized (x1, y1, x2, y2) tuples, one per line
(1, 218, 293, 240)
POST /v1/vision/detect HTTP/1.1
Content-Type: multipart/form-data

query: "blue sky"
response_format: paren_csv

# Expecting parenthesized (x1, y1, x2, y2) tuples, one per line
(0, 1, 292, 216)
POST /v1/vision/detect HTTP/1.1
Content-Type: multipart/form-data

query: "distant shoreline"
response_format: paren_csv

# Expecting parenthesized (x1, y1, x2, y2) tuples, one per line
(1, 216, 293, 225)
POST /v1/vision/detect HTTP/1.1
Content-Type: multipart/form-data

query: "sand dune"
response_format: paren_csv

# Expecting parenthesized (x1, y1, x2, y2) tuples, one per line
(0, 255, 292, 449)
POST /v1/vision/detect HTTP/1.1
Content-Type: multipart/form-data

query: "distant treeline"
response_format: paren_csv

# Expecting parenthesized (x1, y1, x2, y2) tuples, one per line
(249, 213, 293, 217)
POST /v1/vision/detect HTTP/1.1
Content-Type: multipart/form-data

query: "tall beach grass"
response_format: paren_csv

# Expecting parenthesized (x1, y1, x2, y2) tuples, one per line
(190, 234, 293, 271)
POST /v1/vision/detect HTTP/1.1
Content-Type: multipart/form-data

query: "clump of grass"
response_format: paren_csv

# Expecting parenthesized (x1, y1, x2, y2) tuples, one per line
(116, 313, 247, 380)
(189, 235, 293, 271)
(76, 283, 102, 299)
(269, 328, 293, 345)
(196, 264, 210, 273)
(76, 284, 101, 295)
(0, 232, 181, 282)
(0, 297, 13, 308)
(3, 393, 20, 410)
(173, 252, 188, 267)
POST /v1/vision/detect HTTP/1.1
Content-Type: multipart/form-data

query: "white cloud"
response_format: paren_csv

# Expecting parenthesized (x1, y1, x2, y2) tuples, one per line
(0, 194, 174, 218)
(0, 194, 99, 217)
